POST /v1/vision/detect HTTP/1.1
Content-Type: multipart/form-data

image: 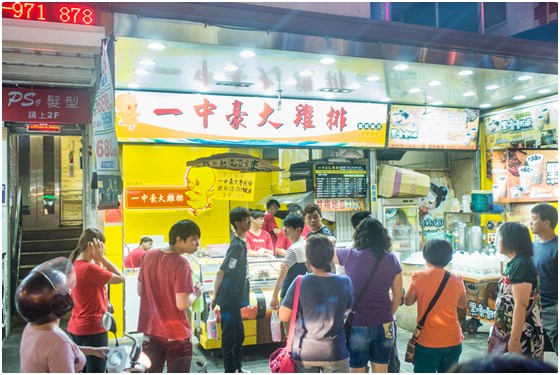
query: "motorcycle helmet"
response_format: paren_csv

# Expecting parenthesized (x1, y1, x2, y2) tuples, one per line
(15, 257, 76, 324)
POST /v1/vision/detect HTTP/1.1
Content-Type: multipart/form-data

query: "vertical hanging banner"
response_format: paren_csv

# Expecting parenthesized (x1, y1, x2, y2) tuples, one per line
(93, 40, 121, 209)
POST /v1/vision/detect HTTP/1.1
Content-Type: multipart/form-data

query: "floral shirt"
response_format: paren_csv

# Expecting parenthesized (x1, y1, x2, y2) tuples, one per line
(494, 255, 543, 358)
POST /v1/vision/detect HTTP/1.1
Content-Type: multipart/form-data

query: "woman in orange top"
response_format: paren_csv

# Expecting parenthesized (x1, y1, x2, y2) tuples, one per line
(404, 239, 467, 373)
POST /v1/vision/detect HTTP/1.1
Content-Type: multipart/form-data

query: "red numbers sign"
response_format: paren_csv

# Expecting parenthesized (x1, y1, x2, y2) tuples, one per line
(2, 2, 97, 25)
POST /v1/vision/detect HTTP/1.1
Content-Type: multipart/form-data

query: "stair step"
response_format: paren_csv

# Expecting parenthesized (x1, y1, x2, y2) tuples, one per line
(22, 227, 83, 241)
(21, 238, 78, 253)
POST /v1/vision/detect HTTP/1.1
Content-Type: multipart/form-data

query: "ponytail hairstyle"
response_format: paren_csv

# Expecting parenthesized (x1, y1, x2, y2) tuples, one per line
(68, 228, 106, 263)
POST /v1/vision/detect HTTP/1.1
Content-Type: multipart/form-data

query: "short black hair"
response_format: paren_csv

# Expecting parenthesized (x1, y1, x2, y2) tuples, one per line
(250, 209, 265, 219)
(283, 213, 305, 231)
(423, 239, 452, 267)
(230, 206, 251, 228)
(287, 204, 303, 214)
(305, 234, 334, 272)
(266, 199, 280, 210)
(449, 353, 557, 373)
(353, 217, 392, 258)
(303, 203, 322, 218)
(499, 222, 533, 257)
(531, 203, 558, 230)
(351, 211, 371, 229)
(140, 236, 153, 245)
(169, 220, 200, 245)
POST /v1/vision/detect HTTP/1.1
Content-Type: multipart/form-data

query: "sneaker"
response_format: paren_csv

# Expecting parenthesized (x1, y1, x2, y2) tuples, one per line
(236, 369, 252, 373)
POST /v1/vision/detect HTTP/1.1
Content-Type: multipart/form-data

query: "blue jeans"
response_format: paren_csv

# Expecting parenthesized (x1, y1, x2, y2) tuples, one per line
(413, 343, 462, 373)
(220, 305, 245, 373)
(347, 322, 396, 367)
(69, 332, 108, 373)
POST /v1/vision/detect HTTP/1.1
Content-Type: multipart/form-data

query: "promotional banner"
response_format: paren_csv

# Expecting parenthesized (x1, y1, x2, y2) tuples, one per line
(214, 171, 256, 201)
(483, 100, 557, 149)
(387, 105, 480, 150)
(93, 40, 121, 209)
(492, 149, 558, 203)
(114, 90, 388, 148)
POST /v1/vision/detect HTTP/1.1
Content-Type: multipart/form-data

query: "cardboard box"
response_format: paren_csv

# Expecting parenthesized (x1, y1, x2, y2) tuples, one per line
(378, 165, 430, 198)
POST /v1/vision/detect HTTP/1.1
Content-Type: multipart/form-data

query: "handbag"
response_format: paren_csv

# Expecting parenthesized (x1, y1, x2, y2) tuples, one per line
(344, 256, 381, 343)
(270, 275, 302, 373)
(404, 271, 450, 364)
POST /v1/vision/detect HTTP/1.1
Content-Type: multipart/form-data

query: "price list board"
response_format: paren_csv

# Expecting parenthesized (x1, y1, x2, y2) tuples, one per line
(314, 165, 368, 199)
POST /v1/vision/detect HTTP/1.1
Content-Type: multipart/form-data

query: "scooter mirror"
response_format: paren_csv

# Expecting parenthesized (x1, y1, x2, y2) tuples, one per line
(101, 312, 117, 335)
(124, 333, 141, 364)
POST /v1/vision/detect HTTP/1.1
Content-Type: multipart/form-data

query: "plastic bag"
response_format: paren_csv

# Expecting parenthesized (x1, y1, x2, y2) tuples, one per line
(271, 309, 282, 342)
(207, 308, 218, 339)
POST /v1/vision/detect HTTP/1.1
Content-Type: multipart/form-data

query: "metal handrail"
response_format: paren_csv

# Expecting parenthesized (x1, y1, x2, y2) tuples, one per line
(11, 185, 23, 297)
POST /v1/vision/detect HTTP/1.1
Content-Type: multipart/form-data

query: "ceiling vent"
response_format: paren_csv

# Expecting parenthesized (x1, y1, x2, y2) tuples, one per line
(317, 87, 353, 93)
(214, 81, 254, 88)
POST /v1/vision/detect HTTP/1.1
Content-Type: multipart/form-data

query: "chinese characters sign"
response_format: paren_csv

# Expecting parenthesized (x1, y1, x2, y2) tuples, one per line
(314, 164, 367, 199)
(2, 87, 91, 124)
(464, 279, 497, 323)
(114, 91, 387, 148)
(214, 171, 256, 201)
(125, 188, 192, 209)
(483, 100, 557, 149)
(387, 105, 480, 150)
(187, 153, 282, 172)
(315, 198, 366, 212)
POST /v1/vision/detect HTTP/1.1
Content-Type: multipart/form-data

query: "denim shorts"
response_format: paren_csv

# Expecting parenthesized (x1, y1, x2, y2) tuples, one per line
(347, 322, 396, 367)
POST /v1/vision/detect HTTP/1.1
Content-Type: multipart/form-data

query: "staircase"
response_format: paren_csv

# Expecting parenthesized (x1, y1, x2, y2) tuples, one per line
(18, 227, 82, 283)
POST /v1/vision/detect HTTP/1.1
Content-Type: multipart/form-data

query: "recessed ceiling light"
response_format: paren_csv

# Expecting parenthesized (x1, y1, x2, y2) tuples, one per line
(223, 64, 239, 72)
(323, 93, 336, 99)
(283, 78, 298, 85)
(408, 88, 422, 94)
(147, 42, 166, 50)
(213, 73, 228, 81)
(348, 83, 362, 90)
(480, 103, 491, 108)
(298, 69, 314, 77)
(320, 57, 336, 65)
(134, 69, 150, 76)
(428, 80, 442, 87)
(463, 91, 476, 97)
(126, 83, 141, 88)
(367, 75, 381, 82)
(518, 75, 533, 81)
(513, 95, 526, 100)
(431, 100, 443, 105)
(379, 97, 391, 102)
(138, 59, 156, 66)
(394, 64, 410, 71)
(458, 70, 474, 76)
(239, 49, 256, 58)
(537, 88, 551, 94)
(197, 86, 210, 93)
(486, 84, 500, 90)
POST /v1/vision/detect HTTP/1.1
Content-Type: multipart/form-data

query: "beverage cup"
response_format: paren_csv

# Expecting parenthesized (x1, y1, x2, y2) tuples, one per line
(526, 154, 544, 184)
(496, 175, 508, 198)
(492, 184, 500, 202)
(510, 186, 522, 199)
(470, 128, 478, 141)
(518, 166, 533, 192)
(541, 108, 550, 124)
(537, 115, 545, 131)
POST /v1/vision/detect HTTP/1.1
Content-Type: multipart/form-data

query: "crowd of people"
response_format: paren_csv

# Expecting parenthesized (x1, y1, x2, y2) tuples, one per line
(13, 201, 557, 373)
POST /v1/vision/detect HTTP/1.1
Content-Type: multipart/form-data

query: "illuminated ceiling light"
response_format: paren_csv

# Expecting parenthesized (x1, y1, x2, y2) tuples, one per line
(223, 64, 239, 72)
(485, 84, 500, 90)
(458, 70, 474, 76)
(323, 93, 336, 99)
(367, 75, 381, 82)
(138, 59, 156, 66)
(134, 69, 150, 76)
(348, 83, 362, 90)
(320, 57, 336, 65)
(263, 90, 275, 96)
(379, 97, 391, 102)
(518, 75, 533, 81)
(298, 69, 314, 77)
(513, 95, 526, 100)
(428, 80, 442, 87)
(408, 87, 422, 94)
(431, 100, 443, 106)
(537, 88, 551, 94)
(126, 82, 141, 88)
(283, 78, 297, 85)
(147, 42, 166, 50)
(213, 73, 228, 81)
(197, 86, 210, 93)
(394, 64, 410, 71)
(463, 91, 476, 97)
(480, 103, 491, 108)
(239, 49, 256, 58)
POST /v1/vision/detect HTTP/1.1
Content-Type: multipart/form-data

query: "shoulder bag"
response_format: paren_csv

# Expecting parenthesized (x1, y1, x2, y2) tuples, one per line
(344, 256, 382, 343)
(405, 271, 450, 364)
(269, 275, 302, 373)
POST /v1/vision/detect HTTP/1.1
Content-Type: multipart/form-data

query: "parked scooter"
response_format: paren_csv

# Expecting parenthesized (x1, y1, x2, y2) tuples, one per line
(101, 312, 149, 373)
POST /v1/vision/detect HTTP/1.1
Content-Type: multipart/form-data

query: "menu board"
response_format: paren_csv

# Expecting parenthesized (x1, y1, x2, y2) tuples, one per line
(387, 105, 480, 150)
(314, 165, 367, 199)
(491, 149, 558, 203)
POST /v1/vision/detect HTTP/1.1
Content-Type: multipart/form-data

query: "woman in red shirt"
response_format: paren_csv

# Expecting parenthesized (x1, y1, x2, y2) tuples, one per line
(67, 228, 125, 373)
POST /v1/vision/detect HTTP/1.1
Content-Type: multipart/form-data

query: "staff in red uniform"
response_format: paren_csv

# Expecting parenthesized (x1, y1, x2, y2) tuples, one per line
(124, 236, 153, 269)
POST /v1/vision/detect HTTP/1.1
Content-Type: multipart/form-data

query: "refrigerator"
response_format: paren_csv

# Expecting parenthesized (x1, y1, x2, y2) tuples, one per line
(377, 198, 420, 262)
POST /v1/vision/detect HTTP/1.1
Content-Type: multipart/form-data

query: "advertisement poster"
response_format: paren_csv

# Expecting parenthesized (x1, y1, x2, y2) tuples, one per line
(214, 171, 256, 202)
(492, 149, 558, 203)
(114, 90, 387, 148)
(483, 100, 557, 149)
(418, 171, 457, 239)
(387, 105, 480, 150)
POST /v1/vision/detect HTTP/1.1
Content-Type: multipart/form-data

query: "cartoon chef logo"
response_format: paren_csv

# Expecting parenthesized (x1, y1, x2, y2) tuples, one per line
(115, 93, 141, 130)
(183, 166, 216, 216)
(419, 182, 448, 228)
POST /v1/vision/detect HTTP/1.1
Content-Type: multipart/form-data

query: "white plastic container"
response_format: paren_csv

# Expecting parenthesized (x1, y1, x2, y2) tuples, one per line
(207, 308, 218, 339)
(270, 310, 282, 342)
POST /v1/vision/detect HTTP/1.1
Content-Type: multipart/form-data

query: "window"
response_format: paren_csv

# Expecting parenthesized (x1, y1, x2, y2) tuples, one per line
(391, 2, 436, 27)
(484, 2, 507, 30)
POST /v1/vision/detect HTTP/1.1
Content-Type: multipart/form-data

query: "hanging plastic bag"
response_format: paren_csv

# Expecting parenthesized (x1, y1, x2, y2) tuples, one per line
(271, 309, 282, 342)
(207, 307, 218, 340)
